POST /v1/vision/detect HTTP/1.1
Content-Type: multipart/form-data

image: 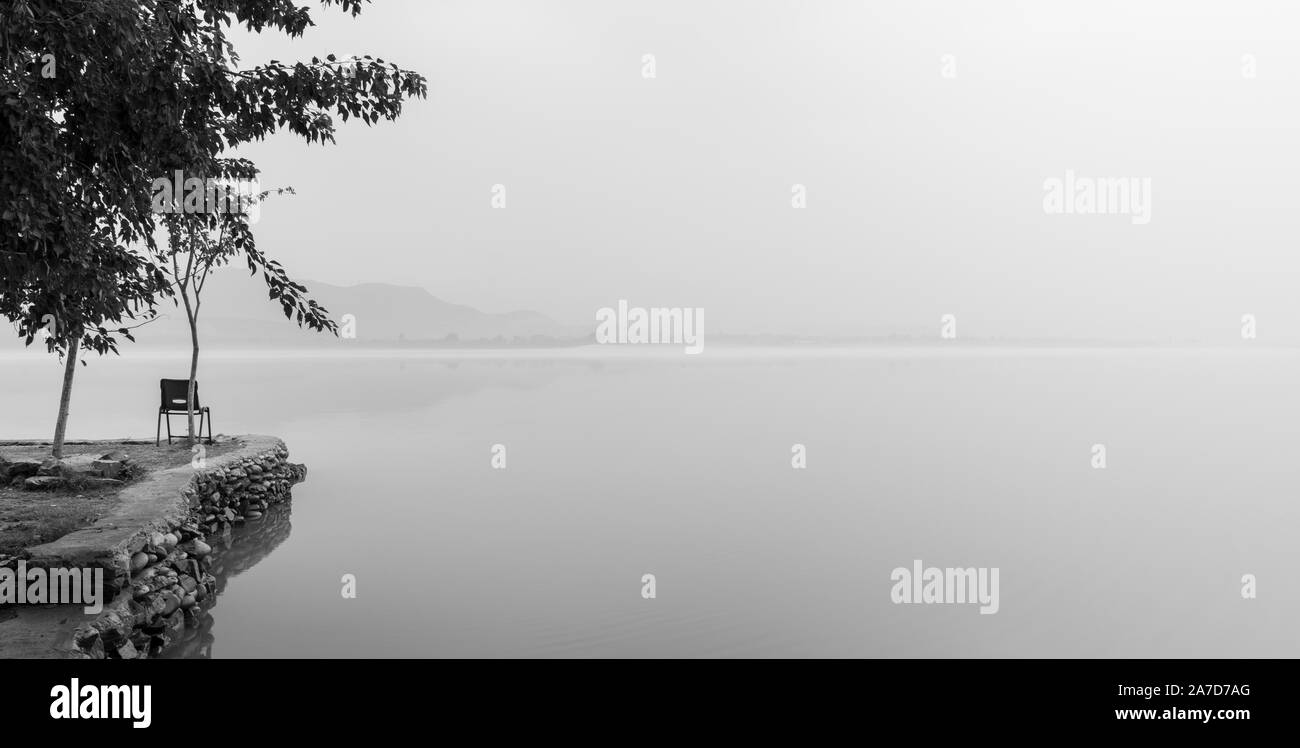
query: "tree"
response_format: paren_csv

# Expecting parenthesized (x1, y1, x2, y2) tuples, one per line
(160, 173, 333, 446)
(6, 234, 165, 457)
(143, 0, 429, 446)
(2, 1, 180, 457)
(1, 1, 427, 456)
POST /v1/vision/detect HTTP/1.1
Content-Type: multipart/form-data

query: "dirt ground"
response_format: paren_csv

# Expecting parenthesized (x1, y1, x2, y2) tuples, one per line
(0, 439, 239, 557)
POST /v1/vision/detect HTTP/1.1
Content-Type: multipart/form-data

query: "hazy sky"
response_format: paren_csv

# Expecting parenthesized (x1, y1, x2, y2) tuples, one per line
(231, 1, 1300, 341)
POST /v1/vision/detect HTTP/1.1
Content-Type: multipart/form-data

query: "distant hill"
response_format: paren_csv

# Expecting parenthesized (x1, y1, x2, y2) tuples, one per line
(122, 272, 588, 348)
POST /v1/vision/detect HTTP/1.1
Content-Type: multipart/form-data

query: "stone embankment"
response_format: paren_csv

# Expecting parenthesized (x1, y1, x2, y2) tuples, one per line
(17, 436, 305, 658)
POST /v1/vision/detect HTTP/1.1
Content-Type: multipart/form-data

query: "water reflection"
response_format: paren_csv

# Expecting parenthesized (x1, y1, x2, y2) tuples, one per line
(7, 351, 1299, 657)
(162, 503, 294, 659)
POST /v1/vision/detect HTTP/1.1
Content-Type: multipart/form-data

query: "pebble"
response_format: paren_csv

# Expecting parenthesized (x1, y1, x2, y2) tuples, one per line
(184, 539, 212, 557)
(159, 593, 181, 616)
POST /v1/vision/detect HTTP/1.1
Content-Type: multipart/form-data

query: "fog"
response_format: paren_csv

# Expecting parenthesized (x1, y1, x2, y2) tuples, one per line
(210, 0, 1300, 343)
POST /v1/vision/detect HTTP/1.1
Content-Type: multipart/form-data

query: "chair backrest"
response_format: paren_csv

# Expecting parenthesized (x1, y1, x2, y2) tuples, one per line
(160, 379, 200, 411)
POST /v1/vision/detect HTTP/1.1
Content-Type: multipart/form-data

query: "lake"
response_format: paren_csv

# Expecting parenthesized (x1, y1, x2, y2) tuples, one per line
(1, 346, 1297, 657)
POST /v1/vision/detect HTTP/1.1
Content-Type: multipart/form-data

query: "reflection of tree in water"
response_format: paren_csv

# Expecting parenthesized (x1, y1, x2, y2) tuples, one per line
(163, 502, 293, 659)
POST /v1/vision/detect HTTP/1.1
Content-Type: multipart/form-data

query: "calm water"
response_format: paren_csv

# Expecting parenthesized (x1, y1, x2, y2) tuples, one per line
(1, 346, 1297, 657)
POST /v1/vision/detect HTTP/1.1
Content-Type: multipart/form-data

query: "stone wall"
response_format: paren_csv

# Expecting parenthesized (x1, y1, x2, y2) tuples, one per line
(69, 437, 305, 659)
(156, 502, 294, 659)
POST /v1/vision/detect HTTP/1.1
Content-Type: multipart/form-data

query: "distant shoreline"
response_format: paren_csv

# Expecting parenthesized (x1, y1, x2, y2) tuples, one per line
(3, 341, 1298, 363)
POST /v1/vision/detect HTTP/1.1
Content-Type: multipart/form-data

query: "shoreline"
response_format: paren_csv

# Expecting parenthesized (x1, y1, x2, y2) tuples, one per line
(0, 435, 305, 659)
(4, 343, 1300, 366)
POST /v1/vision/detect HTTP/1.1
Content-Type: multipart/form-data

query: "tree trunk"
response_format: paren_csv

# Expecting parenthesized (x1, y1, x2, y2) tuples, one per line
(180, 287, 200, 447)
(186, 319, 200, 447)
(51, 336, 79, 459)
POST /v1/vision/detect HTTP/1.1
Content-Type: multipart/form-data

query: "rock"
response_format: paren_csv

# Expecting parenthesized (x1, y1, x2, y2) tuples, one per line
(82, 637, 106, 659)
(113, 641, 138, 660)
(80, 477, 124, 489)
(38, 454, 99, 477)
(93, 611, 132, 647)
(4, 460, 40, 476)
(162, 533, 178, 549)
(73, 625, 100, 649)
(3, 459, 39, 479)
(180, 593, 197, 610)
(179, 539, 211, 557)
(73, 624, 107, 659)
(164, 609, 185, 637)
(159, 592, 181, 616)
(130, 552, 150, 572)
(99, 450, 129, 461)
(245, 510, 263, 520)
(92, 459, 127, 479)
(141, 593, 171, 621)
(23, 475, 66, 490)
(149, 532, 166, 548)
(133, 572, 173, 601)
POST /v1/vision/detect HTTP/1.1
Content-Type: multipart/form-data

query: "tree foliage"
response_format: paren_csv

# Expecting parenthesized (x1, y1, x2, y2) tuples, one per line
(1, 0, 427, 352)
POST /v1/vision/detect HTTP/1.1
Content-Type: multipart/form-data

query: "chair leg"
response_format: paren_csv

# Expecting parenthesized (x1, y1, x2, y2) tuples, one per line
(156, 411, 162, 446)
(166, 413, 172, 445)
(206, 410, 213, 444)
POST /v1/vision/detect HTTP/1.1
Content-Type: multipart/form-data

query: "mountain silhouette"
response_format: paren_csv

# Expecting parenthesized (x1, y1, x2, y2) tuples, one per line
(127, 271, 584, 347)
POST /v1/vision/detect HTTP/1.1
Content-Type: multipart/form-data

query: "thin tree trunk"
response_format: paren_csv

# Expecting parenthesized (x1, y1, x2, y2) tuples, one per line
(179, 285, 199, 447)
(51, 336, 79, 459)
(186, 316, 199, 447)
